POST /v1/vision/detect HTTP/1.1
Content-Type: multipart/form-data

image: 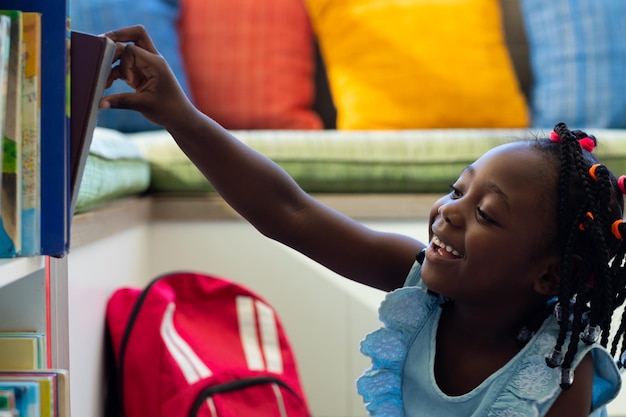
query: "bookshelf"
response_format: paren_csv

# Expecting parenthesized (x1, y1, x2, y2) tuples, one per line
(0, 0, 71, 414)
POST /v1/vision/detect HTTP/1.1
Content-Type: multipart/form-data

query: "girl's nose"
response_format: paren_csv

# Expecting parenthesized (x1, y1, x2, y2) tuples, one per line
(438, 201, 464, 227)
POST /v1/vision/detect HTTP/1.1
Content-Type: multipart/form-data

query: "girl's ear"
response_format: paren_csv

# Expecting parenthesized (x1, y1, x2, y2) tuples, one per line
(533, 256, 561, 296)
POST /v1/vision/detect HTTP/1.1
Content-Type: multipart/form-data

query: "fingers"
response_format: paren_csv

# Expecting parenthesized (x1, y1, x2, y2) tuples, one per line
(100, 92, 143, 111)
(104, 25, 158, 54)
(104, 25, 164, 92)
(106, 47, 137, 89)
(100, 24, 188, 127)
(112, 41, 127, 64)
(106, 40, 160, 89)
(105, 65, 120, 89)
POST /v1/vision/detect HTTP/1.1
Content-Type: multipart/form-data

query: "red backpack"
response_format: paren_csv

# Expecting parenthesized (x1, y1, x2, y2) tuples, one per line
(104, 271, 312, 417)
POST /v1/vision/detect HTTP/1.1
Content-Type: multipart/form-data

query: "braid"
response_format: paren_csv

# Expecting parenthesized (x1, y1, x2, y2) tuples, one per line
(610, 241, 626, 311)
(609, 222, 626, 359)
(551, 209, 580, 359)
(551, 123, 579, 359)
(561, 266, 590, 370)
(590, 169, 614, 345)
(539, 122, 626, 389)
(552, 124, 589, 376)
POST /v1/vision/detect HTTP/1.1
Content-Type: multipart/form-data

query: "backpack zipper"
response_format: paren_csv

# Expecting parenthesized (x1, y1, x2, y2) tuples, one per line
(188, 376, 309, 417)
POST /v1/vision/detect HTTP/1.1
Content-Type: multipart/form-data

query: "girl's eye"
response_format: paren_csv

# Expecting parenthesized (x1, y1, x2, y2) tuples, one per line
(449, 184, 462, 198)
(449, 184, 499, 226)
(477, 207, 496, 225)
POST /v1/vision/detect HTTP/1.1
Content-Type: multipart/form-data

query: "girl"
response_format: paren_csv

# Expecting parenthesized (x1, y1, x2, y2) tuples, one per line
(100, 26, 625, 417)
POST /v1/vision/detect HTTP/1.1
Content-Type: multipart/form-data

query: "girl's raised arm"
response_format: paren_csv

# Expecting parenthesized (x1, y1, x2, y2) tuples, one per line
(101, 25, 424, 291)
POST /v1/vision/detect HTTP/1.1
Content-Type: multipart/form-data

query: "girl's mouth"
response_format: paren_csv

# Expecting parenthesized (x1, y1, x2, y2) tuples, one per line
(431, 235, 463, 259)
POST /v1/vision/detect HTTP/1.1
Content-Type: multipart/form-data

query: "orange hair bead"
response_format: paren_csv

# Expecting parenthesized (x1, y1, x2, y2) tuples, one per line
(612, 220, 624, 241)
(588, 164, 601, 181)
(579, 212, 594, 231)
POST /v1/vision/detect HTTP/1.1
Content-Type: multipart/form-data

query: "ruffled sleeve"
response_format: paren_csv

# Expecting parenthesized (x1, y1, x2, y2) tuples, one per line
(356, 265, 439, 417)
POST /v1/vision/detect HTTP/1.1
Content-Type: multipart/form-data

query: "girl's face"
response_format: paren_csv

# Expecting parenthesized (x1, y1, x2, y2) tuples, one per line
(422, 142, 559, 308)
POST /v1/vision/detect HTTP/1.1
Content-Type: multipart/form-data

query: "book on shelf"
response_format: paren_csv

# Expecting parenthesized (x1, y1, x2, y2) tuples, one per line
(0, 332, 46, 370)
(5, 0, 70, 257)
(0, 11, 43, 258)
(0, 388, 17, 416)
(0, 10, 22, 258)
(0, 10, 43, 258)
(0, 13, 12, 257)
(0, 370, 69, 417)
(40, 2, 70, 257)
(0, 381, 38, 417)
(0, 375, 50, 417)
(0, 330, 67, 417)
(69, 31, 116, 217)
(19, 12, 41, 256)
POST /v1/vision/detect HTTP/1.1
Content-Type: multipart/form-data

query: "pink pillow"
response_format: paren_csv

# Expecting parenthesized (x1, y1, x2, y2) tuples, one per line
(178, 0, 322, 130)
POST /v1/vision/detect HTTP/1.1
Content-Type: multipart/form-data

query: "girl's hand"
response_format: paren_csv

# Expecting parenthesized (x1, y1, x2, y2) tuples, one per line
(99, 25, 196, 130)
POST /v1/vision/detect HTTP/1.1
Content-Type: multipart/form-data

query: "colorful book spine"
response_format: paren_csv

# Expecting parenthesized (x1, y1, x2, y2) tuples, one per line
(0, 370, 68, 417)
(0, 388, 18, 416)
(0, 375, 52, 417)
(19, 12, 41, 256)
(0, 382, 39, 417)
(0, 332, 46, 370)
(0, 14, 12, 257)
(0, 10, 22, 258)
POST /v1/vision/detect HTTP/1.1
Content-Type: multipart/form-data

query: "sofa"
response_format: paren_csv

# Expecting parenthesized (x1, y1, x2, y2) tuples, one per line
(69, 0, 626, 215)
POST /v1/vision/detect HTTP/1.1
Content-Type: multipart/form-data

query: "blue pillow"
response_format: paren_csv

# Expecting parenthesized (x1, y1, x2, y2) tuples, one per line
(520, 0, 626, 129)
(70, 0, 190, 132)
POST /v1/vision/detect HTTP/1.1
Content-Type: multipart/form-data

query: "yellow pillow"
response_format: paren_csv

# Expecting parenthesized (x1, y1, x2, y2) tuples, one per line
(305, 0, 529, 129)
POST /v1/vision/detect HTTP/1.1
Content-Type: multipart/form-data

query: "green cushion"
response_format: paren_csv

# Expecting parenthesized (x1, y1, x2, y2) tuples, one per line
(129, 129, 626, 195)
(75, 128, 151, 213)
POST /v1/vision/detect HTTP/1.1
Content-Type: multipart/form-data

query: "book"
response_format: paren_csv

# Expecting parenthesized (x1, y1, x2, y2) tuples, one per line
(0, 389, 17, 416)
(19, 12, 41, 256)
(0, 370, 68, 417)
(0, 14, 11, 257)
(0, 375, 52, 417)
(69, 31, 116, 217)
(0, 332, 45, 371)
(52, 370, 68, 417)
(0, 381, 39, 417)
(0, 10, 22, 258)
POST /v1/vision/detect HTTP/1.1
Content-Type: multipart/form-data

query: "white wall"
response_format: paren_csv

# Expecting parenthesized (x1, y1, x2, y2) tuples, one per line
(67, 225, 152, 417)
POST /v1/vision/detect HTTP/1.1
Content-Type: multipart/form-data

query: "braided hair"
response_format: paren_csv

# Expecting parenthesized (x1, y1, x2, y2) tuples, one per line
(532, 122, 626, 389)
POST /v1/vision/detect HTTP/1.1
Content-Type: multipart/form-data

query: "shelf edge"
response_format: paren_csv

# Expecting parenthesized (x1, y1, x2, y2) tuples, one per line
(0, 256, 46, 288)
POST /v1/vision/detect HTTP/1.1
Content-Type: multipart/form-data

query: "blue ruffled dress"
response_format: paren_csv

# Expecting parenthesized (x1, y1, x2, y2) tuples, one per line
(357, 258, 622, 417)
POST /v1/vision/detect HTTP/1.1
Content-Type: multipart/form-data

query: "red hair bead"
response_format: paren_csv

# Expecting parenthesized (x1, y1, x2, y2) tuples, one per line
(550, 131, 561, 143)
(578, 137, 595, 152)
(618, 175, 626, 195)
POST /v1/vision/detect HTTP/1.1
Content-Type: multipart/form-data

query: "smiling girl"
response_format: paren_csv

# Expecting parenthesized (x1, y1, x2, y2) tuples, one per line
(101, 26, 625, 417)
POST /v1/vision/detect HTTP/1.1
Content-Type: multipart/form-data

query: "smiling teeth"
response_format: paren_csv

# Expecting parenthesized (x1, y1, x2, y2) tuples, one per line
(432, 236, 462, 257)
